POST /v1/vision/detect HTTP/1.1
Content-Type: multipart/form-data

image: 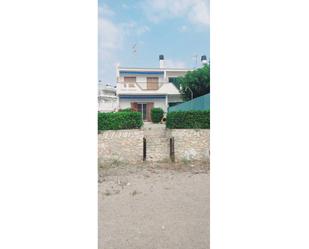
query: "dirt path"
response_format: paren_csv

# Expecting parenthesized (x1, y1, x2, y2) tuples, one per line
(98, 162, 210, 249)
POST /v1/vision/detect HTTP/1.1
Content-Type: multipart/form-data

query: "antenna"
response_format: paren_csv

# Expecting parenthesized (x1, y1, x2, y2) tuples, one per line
(192, 54, 198, 68)
(132, 43, 137, 55)
(131, 43, 138, 66)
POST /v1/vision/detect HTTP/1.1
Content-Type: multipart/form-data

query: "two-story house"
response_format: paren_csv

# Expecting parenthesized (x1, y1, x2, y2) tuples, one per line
(116, 55, 193, 121)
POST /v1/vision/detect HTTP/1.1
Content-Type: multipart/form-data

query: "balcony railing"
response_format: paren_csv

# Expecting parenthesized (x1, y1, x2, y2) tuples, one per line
(118, 80, 167, 91)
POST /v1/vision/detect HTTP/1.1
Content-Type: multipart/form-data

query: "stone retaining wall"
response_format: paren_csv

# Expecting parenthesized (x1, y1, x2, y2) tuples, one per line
(98, 128, 210, 163)
(98, 130, 144, 163)
(168, 129, 210, 162)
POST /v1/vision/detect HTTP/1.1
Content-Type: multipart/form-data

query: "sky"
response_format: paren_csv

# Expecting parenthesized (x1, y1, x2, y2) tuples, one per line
(98, 0, 210, 85)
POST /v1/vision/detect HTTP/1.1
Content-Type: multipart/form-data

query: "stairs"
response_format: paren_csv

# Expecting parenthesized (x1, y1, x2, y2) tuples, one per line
(143, 123, 170, 162)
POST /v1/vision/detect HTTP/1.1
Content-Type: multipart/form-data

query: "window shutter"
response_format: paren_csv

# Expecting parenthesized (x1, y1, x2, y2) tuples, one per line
(131, 102, 138, 111)
(147, 102, 154, 121)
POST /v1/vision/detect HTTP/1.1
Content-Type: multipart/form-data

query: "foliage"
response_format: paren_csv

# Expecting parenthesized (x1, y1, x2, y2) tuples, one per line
(118, 108, 133, 112)
(175, 64, 210, 101)
(98, 111, 143, 130)
(166, 110, 210, 129)
(151, 107, 164, 123)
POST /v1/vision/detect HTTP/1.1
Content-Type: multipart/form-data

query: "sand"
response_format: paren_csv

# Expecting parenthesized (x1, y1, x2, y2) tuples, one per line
(98, 161, 210, 249)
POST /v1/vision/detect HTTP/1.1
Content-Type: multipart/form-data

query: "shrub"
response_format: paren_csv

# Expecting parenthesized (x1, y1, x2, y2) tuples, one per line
(98, 111, 143, 130)
(166, 110, 210, 129)
(151, 107, 164, 123)
(118, 108, 133, 112)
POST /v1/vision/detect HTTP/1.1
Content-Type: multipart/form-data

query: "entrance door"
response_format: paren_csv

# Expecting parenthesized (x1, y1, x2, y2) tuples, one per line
(137, 103, 147, 121)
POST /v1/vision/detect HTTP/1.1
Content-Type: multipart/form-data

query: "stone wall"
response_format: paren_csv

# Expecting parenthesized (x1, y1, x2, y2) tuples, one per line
(98, 130, 144, 163)
(168, 129, 210, 162)
(98, 128, 210, 163)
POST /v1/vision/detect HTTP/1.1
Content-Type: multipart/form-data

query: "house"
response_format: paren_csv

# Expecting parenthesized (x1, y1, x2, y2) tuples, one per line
(116, 55, 194, 121)
(98, 83, 118, 112)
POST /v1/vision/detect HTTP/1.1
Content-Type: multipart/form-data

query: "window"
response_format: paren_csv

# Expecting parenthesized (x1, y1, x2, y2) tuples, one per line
(168, 77, 180, 89)
(147, 77, 159, 90)
(168, 77, 178, 83)
(124, 77, 136, 88)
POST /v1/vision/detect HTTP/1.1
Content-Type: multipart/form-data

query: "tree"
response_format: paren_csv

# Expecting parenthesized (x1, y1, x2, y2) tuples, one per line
(175, 64, 210, 101)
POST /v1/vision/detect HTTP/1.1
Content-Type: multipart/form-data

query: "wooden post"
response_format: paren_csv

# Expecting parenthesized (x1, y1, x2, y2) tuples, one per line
(170, 137, 175, 162)
(143, 137, 146, 161)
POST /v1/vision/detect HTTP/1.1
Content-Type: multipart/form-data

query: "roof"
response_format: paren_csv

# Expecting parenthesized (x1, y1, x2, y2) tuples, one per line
(118, 66, 192, 72)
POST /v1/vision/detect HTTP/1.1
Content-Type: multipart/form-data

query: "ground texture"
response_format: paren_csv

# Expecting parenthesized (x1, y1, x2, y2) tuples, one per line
(98, 161, 210, 249)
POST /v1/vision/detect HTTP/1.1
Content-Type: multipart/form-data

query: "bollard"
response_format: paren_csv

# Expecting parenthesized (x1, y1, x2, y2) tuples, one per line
(170, 137, 175, 162)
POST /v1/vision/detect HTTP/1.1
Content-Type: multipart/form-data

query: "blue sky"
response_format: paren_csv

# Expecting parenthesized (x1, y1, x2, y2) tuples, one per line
(99, 0, 210, 84)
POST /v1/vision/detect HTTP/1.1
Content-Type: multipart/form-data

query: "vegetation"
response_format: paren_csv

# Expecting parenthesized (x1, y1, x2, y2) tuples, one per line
(98, 112, 143, 130)
(175, 64, 210, 101)
(151, 107, 164, 123)
(118, 108, 133, 112)
(166, 110, 210, 129)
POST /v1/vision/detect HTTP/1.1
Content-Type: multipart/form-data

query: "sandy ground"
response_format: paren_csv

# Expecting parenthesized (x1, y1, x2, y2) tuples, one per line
(98, 161, 210, 249)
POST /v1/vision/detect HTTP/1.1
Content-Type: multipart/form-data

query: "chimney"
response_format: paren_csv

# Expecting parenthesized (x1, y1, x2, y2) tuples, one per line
(201, 55, 208, 65)
(159, 54, 165, 68)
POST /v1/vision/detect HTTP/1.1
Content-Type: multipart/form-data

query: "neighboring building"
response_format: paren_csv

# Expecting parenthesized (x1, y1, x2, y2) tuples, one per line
(116, 55, 196, 121)
(98, 83, 118, 112)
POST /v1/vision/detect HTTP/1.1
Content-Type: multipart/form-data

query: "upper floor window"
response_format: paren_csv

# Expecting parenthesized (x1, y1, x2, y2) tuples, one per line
(147, 77, 159, 90)
(168, 77, 178, 84)
(124, 77, 136, 88)
(168, 77, 181, 89)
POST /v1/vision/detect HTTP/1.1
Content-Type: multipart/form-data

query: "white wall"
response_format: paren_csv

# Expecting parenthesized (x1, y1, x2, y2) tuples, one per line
(98, 98, 118, 112)
(118, 75, 164, 83)
(166, 71, 188, 78)
(168, 95, 183, 103)
(119, 98, 167, 112)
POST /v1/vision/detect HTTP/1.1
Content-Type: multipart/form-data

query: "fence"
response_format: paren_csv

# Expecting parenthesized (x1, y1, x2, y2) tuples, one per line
(168, 93, 210, 112)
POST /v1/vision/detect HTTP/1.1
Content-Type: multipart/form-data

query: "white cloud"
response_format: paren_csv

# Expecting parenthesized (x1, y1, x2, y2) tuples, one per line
(99, 18, 123, 56)
(98, 15, 123, 83)
(98, 4, 150, 83)
(99, 3, 114, 18)
(121, 21, 150, 36)
(136, 25, 150, 35)
(188, 1, 209, 27)
(142, 0, 209, 27)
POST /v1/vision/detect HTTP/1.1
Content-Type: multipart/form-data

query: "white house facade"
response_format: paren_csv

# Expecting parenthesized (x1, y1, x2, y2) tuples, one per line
(116, 55, 193, 121)
(98, 84, 118, 112)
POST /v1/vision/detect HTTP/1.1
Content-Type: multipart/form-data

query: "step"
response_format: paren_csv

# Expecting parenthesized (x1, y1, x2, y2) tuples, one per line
(146, 137, 169, 142)
(142, 124, 171, 161)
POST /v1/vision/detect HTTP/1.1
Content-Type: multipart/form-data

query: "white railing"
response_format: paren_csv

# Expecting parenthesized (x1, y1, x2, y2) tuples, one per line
(98, 94, 117, 99)
(98, 99, 118, 112)
(117, 80, 167, 90)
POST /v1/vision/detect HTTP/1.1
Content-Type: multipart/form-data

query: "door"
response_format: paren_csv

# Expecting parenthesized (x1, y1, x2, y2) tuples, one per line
(137, 103, 147, 121)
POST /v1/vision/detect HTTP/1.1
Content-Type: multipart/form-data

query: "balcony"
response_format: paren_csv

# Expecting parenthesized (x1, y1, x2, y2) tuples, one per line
(117, 79, 166, 91)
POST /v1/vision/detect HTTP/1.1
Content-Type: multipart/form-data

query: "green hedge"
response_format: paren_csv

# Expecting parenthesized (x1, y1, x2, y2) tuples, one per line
(151, 107, 164, 123)
(98, 111, 143, 130)
(118, 108, 133, 112)
(166, 110, 210, 129)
